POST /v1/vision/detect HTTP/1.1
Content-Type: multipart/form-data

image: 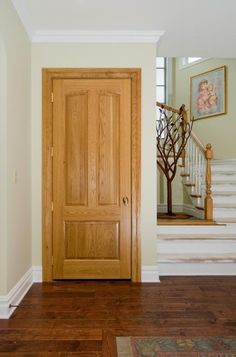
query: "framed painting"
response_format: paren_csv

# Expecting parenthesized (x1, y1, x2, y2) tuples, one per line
(190, 65, 226, 120)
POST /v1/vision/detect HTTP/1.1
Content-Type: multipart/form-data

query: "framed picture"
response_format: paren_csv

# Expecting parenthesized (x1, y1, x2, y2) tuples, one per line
(190, 65, 226, 120)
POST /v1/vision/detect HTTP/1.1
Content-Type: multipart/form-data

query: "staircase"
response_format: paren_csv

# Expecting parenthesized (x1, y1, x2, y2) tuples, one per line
(212, 160, 236, 223)
(157, 150, 236, 277)
(157, 223, 236, 276)
(156, 102, 236, 277)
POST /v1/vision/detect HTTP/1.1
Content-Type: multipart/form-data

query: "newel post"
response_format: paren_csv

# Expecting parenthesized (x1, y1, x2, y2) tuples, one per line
(205, 143, 213, 221)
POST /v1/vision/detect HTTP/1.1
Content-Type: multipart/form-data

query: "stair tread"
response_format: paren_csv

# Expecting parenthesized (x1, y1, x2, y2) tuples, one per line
(212, 191, 236, 195)
(212, 180, 236, 184)
(214, 218, 236, 223)
(158, 253, 236, 263)
(214, 203, 236, 208)
(158, 234, 236, 240)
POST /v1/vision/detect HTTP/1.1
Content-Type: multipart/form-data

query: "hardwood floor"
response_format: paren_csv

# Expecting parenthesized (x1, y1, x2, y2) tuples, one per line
(0, 277, 236, 355)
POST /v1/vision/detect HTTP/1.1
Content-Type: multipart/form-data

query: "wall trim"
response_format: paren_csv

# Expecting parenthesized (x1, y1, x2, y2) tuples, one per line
(158, 262, 236, 276)
(0, 266, 43, 319)
(141, 265, 160, 282)
(32, 30, 165, 43)
(42, 68, 141, 282)
(0, 268, 33, 319)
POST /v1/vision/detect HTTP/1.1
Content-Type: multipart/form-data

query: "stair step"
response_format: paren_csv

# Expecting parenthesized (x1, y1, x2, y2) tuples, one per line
(212, 185, 236, 195)
(212, 191, 236, 196)
(196, 206, 204, 210)
(158, 253, 236, 263)
(212, 171, 236, 180)
(214, 207, 236, 213)
(181, 173, 190, 177)
(212, 180, 236, 184)
(214, 217, 236, 223)
(158, 234, 236, 240)
(157, 224, 236, 235)
(212, 160, 236, 172)
(214, 203, 236, 208)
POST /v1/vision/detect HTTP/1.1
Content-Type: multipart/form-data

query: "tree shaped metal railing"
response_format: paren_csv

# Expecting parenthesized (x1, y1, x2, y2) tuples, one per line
(156, 101, 193, 216)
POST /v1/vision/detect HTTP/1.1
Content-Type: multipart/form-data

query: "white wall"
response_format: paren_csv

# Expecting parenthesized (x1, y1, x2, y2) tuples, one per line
(31, 43, 157, 269)
(0, 0, 31, 294)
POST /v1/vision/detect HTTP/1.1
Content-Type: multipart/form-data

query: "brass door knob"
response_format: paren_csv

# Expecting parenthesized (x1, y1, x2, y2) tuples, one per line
(122, 196, 129, 206)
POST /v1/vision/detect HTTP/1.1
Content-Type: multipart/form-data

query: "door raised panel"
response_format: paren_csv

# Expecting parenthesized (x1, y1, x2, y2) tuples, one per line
(65, 92, 88, 206)
(65, 221, 119, 259)
(98, 92, 120, 206)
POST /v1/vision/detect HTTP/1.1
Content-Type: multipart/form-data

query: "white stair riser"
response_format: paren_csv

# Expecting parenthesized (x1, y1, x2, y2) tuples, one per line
(212, 163, 236, 172)
(214, 216, 236, 223)
(213, 195, 236, 204)
(158, 235, 236, 239)
(212, 184, 236, 192)
(213, 208, 236, 216)
(213, 208, 236, 222)
(158, 262, 236, 276)
(212, 174, 236, 181)
(158, 240, 236, 255)
(157, 224, 236, 235)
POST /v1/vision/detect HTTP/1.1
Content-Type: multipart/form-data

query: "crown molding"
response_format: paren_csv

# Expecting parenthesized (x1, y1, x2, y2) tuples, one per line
(10, 1, 165, 44)
(11, 0, 34, 40)
(32, 30, 165, 43)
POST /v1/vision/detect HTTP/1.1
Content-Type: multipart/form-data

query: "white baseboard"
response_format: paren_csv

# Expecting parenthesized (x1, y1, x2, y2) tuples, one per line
(158, 262, 236, 276)
(157, 203, 204, 219)
(0, 266, 43, 319)
(32, 266, 43, 282)
(157, 203, 183, 213)
(141, 265, 160, 282)
(0, 268, 33, 319)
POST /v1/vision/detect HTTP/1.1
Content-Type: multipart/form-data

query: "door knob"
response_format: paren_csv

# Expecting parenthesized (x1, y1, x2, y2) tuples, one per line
(122, 196, 129, 206)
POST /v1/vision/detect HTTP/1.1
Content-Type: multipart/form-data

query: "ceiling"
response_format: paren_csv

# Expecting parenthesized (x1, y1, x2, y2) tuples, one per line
(10, 0, 236, 56)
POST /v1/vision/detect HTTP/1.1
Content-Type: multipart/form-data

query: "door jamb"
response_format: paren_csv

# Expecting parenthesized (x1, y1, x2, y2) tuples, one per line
(42, 68, 141, 282)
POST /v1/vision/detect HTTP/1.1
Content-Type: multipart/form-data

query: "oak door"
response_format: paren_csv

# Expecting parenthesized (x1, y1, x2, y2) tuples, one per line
(52, 78, 132, 279)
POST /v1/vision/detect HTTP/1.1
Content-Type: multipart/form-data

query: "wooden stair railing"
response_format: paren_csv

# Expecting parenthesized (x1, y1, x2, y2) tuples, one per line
(156, 101, 213, 221)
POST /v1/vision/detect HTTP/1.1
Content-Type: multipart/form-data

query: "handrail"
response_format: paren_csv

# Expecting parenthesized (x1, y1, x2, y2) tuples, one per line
(156, 101, 182, 114)
(190, 131, 205, 153)
(156, 101, 213, 221)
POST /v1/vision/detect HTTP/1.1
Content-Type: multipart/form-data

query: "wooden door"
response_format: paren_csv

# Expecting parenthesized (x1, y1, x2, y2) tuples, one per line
(52, 78, 132, 279)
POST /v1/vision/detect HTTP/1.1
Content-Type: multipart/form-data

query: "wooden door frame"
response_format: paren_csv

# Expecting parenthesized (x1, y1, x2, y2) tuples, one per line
(42, 68, 141, 282)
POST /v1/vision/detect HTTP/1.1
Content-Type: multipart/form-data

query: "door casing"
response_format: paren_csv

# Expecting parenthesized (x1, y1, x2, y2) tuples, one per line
(42, 68, 141, 282)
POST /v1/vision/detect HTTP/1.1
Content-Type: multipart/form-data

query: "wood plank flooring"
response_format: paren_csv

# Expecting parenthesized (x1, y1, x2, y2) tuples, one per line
(0, 277, 236, 356)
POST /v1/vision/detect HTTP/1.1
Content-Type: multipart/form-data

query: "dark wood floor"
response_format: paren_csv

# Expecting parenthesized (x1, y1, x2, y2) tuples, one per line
(1, 277, 236, 356)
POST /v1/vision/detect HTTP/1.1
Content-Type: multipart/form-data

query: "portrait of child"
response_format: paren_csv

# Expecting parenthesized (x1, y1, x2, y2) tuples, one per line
(191, 66, 226, 120)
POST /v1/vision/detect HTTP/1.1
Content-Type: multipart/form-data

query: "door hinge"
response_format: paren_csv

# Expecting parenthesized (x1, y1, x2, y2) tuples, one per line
(51, 201, 54, 212)
(51, 256, 54, 266)
(51, 92, 54, 103)
(51, 147, 54, 157)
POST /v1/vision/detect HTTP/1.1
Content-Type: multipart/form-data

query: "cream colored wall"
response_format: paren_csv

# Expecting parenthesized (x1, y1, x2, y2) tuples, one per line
(31, 43, 157, 268)
(157, 58, 184, 210)
(0, 38, 7, 295)
(174, 58, 236, 159)
(0, 0, 31, 294)
(157, 167, 184, 208)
